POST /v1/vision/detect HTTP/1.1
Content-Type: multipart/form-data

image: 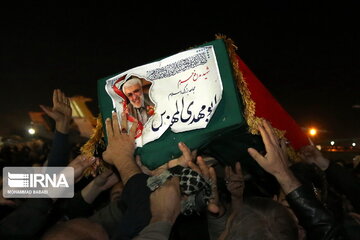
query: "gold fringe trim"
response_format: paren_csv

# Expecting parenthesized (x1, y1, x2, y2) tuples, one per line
(78, 35, 302, 170)
(286, 145, 302, 163)
(80, 114, 104, 157)
(80, 114, 108, 176)
(215, 34, 301, 163)
(215, 34, 263, 135)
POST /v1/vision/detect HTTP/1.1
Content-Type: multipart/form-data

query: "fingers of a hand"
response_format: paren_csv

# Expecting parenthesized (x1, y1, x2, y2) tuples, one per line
(248, 148, 266, 165)
(178, 142, 191, 160)
(60, 91, 67, 104)
(188, 161, 201, 174)
(279, 139, 290, 166)
(70, 155, 95, 171)
(105, 117, 114, 138)
(191, 150, 198, 161)
(208, 203, 220, 214)
(53, 89, 58, 105)
(280, 138, 287, 153)
(57, 90, 64, 102)
(262, 120, 279, 145)
(129, 121, 138, 139)
(209, 167, 217, 185)
(107, 174, 120, 185)
(63, 97, 70, 107)
(225, 166, 231, 179)
(100, 168, 113, 178)
(197, 156, 210, 179)
(71, 154, 86, 164)
(235, 162, 242, 175)
(40, 105, 53, 115)
(136, 155, 152, 175)
(83, 155, 96, 167)
(112, 112, 120, 135)
(136, 155, 142, 167)
(120, 112, 128, 132)
(65, 96, 70, 105)
(56, 89, 63, 104)
(258, 122, 274, 153)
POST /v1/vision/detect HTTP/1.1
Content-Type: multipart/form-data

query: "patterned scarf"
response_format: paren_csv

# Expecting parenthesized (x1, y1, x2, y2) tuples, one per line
(147, 165, 212, 215)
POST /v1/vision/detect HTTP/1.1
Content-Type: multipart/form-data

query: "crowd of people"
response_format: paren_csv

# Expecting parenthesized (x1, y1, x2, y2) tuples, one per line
(0, 89, 359, 240)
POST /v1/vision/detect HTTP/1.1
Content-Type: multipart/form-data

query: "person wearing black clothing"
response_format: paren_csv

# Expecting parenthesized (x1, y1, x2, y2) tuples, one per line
(246, 120, 349, 240)
(208, 120, 349, 240)
(300, 145, 360, 214)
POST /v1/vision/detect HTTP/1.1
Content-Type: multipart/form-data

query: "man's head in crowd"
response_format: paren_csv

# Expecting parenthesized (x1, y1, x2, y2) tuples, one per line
(122, 77, 144, 108)
(41, 218, 108, 240)
(224, 197, 298, 240)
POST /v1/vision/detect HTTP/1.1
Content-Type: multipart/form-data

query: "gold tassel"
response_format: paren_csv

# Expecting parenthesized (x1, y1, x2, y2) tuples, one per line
(286, 145, 302, 163)
(215, 34, 300, 164)
(80, 114, 108, 176)
(80, 114, 104, 157)
(80, 36, 301, 171)
(215, 34, 263, 135)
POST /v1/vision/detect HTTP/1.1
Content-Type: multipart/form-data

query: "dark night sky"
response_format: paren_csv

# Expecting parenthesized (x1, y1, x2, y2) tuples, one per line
(0, 1, 359, 142)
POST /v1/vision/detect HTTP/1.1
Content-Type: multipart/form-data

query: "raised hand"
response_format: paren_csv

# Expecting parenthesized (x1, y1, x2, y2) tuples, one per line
(81, 168, 120, 204)
(149, 177, 181, 224)
(247, 120, 301, 194)
(40, 89, 72, 134)
(102, 112, 137, 165)
(93, 168, 120, 191)
(299, 145, 330, 171)
(68, 154, 97, 183)
(102, 111, 140, 185)
(247, 120, 290, 177)
(136, 142, 196, 176)
(135, 155, 166, 176)
(280, 138, 291, 167)
(188, 156, 223, 216)
(225, 162, 244, 207)
(168, 142, 197, 168)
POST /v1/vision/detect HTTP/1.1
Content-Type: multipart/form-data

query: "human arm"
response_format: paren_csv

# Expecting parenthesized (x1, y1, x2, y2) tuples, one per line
(133, 177, 181, 240)
(188, 156, 227, 240)
(225, 162, 245, 210)
(46, 131, 70, 166)
(248, 120, 349, 240)
(300, 145, 360, 212)
(188, 156, 224, 216)
(63, 167, 119, 220)
(40, 89, 72, 134)
(247, 120, 301, 194)
(81, 168, 119, 204)
(41, 89, 72, 166)
(149, 177, 181, 224)
(136, 141, 196, 176)
(325, 161, 360, 212)
(102, 112, 140, 185)
(286, 185, 348, 240)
